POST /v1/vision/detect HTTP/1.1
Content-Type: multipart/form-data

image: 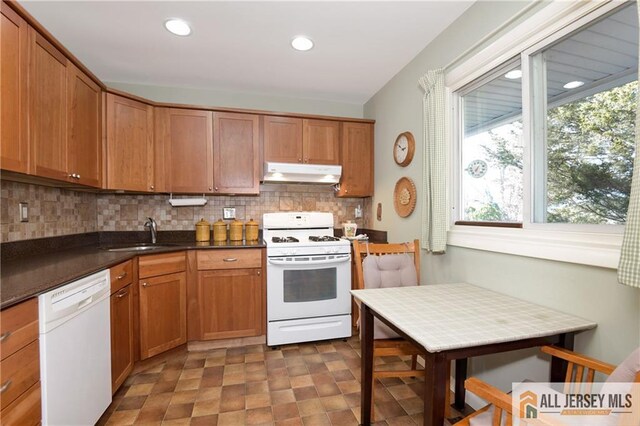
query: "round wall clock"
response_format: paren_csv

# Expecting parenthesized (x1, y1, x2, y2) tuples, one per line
(393, 131, 415, 167)
(466, 159, 488, 178)
(393, 177, 417, 217)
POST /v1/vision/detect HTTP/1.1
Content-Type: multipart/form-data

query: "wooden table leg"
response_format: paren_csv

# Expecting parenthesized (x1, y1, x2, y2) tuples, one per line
(454, 358, 468, 410)
(360, 303, 374, 425)
(550, 333, 575, 382)
(424, 351, 447, 426)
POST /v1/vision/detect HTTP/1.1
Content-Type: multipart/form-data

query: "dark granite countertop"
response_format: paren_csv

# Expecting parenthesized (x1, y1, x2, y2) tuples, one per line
(1, 232, 266, 310)
(1, 228, 386, 310)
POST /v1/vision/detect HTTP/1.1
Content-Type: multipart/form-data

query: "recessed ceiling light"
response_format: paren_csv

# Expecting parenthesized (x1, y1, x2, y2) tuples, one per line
(563, 80, 585, 89)
(165, 19, 191, 36)
(291, 36, 314, 51)
(504, 69, 522, 79)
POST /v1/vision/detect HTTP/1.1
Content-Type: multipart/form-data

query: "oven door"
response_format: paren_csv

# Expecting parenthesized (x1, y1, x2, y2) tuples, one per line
(267, 253, 351, 321)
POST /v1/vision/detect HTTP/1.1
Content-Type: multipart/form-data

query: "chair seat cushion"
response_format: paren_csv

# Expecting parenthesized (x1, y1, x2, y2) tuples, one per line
(362, 253, 417, 339)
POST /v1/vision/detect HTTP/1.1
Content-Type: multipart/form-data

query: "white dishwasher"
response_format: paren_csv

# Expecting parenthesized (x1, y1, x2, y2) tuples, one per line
(38, 269, 112, 426)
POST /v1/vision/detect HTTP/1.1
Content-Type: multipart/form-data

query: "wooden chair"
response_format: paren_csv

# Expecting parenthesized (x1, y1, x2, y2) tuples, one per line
(352, 239, 425, 416)
(454, 345, 640, 426)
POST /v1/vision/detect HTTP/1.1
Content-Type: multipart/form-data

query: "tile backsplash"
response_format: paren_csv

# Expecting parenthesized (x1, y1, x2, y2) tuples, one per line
(2, 180, 371, 242)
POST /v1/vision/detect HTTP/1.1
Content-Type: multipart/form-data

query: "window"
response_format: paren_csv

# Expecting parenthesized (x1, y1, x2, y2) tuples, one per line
(447, 1, 638, 268)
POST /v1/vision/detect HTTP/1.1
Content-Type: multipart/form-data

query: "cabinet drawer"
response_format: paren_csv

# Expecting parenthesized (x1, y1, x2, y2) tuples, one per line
(110, 260, 133, 293)
(0, 381, 41, 426)
(139, 251, 186, 279)
(0, 299, 38, 361)
(0, 340, 39, 410)
(197, 249, 262, 270)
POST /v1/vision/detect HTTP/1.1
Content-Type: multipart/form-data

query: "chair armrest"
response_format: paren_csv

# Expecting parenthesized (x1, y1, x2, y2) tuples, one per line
(464, 377, 513, 413)
(541, 346, 616, 376)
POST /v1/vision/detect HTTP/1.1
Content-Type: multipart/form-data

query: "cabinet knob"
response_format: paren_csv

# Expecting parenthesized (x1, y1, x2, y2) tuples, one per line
(0, 380, 11, 394)
(257, 271, 261, 276)
(0, 331, 11, 343)
(214, 187, 219, 191)
(209, 187, 212, 191)
(116, 272, 127, 280)
(150, 185, 155, 190)
(298, 158, 302, 163)
(142, 282, 148, 287)
(304, 159, 309, 163)
(76, 174, 81, 179)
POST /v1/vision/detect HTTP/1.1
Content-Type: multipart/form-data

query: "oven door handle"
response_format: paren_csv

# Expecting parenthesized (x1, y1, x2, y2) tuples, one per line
(267, 255, 350, 266)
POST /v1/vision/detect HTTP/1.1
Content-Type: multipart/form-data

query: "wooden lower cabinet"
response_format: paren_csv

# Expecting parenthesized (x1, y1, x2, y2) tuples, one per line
(0, 298, 40, 425)
(197, 268, 263, 340)
(110, 283, 134, 393)
(139, 271, 187, 359)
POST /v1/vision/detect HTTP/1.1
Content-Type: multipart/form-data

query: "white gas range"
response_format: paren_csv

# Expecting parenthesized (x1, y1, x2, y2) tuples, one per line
(263, 212, 352, 346)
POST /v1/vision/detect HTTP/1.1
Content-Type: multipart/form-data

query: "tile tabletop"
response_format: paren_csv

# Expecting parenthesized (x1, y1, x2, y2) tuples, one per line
(351, 283, 597, 352)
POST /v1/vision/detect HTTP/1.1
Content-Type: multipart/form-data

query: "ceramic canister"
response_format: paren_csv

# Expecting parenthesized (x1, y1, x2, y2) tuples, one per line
(229, 219, 244, 241)
(245, 218, 259, 241)
(195, 218, 210, 242)
(212, 219, 228, 242)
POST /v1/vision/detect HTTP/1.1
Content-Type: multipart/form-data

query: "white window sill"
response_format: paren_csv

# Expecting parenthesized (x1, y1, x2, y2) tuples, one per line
(447, 225, 622, 269)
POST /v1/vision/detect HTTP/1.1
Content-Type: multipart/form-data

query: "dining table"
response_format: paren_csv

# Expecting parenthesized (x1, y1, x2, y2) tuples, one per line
(351, 283, 597, 426)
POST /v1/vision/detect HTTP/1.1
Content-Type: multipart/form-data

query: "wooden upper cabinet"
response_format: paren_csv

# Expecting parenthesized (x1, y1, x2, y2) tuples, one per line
(337, 122, 374, 197)
(302, 119, 340, 165)
(213, 112, 260, 194)
(106, 93, 155, 192)
(264, 116, 340, 165)
(1, 4, 29, 174)
(29, 29, 68, 181)
(67, 63, 101, 187)
(263, 116, 303, 163)
(158, 108, 213, 193)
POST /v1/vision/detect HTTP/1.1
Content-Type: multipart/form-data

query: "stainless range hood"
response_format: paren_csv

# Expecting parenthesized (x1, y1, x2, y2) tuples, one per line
(263, 162, 341, 184)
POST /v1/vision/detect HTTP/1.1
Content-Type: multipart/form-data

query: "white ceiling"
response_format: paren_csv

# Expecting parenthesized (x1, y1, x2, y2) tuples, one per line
(20, 1, 475, 105)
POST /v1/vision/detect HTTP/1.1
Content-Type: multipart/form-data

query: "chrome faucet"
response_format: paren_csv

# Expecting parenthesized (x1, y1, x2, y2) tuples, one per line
(144, 217, 157, 244)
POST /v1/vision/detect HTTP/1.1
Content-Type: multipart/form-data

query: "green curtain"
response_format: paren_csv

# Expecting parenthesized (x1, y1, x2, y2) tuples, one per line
(617, 4, 640, 288)
(418, 69, 447, 253)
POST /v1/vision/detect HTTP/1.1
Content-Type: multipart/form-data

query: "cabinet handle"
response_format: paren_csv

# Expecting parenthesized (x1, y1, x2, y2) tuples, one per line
(0, 380, 12, 394)
(142, 282, 148, 288)
(117, 289, 128, 298)
(0, 331, 11, 343)
(116, 272, 127, 280)
(223, 258, 238, 262)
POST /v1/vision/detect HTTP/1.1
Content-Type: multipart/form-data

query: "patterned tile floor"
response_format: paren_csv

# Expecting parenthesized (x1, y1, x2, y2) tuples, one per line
(99, 334, 461, 425)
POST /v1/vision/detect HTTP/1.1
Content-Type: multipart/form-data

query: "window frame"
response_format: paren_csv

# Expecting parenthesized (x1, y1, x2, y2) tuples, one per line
(446, 0, 633, 269)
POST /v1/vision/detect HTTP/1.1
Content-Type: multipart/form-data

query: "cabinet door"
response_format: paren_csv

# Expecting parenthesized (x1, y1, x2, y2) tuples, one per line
(110, 284, 133, 394)
(29, 29, 68, 181)
(67, 64, 101, 187)
(263, 116, 302, 163)
(106, 94, 154, 192)
(197, 268, 262, 340)
(0, 4, 29, 174)
(138, 272, 186, 359)
(160, 108, 213, 193)
(213, 112, 260, 194)
(338, 122, 374, 197)
(303, 119, 340, 165)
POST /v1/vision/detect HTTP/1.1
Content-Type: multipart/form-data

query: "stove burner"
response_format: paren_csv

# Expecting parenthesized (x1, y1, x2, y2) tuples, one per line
(272, 237, 299, 243)
(309, 236, 340, 242)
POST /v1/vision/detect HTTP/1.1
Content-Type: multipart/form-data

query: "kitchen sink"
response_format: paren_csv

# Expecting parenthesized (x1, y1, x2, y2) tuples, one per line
(103, 243, 181, 252)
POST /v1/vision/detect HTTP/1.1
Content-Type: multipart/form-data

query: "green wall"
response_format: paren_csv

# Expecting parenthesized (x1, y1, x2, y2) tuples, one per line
(364, 0, 640, 399)
(106, 81, 363, 118)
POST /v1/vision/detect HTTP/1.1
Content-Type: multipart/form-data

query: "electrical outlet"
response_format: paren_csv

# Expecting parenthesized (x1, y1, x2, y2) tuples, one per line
(223, 207, 236, 220)
(19, 202, 28, 222)
(354, 205, 362, 218)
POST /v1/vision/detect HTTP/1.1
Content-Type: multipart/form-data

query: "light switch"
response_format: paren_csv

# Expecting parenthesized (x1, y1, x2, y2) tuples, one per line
(223, 207, 236, 220)
(19, 202, 28, 222)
